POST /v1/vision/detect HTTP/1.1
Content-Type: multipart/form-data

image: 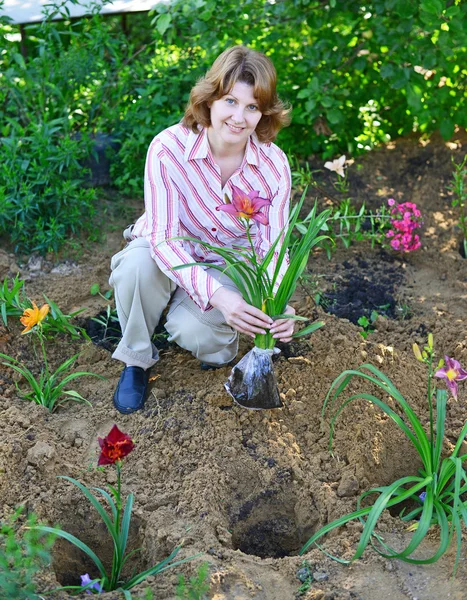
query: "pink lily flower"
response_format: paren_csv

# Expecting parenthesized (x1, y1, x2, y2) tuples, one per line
(435, 356, 467, 400)
(216, 185, 272, 225)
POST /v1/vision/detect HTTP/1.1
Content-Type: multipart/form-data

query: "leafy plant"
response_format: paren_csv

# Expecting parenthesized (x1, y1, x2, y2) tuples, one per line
(173, 188, 329, 350)
(0, 274, 29, 326)
(357, 310, 379, 339)
(176, 562, 210, 599)
(0, 117, 98, 255)
(448, 154, 467, 258)
(0, 301, 102, 411)
(90, 283, 113, 302)
(300, 335, 467, 574)
(35, 425, 195, 594)
(0, 275, 88, 339)
(289, 156, 318, 190)
(90, 305, 120, 344)
(0, 508, 56, 599)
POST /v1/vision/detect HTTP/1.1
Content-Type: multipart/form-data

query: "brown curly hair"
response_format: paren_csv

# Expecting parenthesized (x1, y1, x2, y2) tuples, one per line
(183, 46, 290, 143)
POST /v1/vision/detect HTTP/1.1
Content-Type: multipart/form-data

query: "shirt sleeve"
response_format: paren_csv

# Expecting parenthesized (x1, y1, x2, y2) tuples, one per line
(254, 153, 291, 293)
(144, 138, 223, 311)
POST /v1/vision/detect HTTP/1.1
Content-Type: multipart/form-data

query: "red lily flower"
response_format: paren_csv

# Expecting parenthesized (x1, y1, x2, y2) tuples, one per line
(216, 185, 271, 225)
(98, 425, 134, 466)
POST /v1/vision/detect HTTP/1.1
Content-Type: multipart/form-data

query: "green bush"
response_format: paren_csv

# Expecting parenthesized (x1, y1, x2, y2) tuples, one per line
(1, 0, 466, 250)
(0, 118, 97, 254)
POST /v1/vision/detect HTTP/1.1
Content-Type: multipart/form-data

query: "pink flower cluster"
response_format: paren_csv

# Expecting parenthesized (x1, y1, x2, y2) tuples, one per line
(386, 199, 423, 252)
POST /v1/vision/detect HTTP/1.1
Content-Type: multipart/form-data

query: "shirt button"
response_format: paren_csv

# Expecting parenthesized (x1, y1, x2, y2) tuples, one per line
(211, 227, 217, 232)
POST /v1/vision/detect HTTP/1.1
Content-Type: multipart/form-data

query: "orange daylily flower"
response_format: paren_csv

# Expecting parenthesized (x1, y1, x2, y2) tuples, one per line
(20, 302, 50, 334)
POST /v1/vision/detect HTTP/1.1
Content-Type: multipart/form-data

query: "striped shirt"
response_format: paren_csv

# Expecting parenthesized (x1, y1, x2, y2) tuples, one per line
(131, 123, 291, 311)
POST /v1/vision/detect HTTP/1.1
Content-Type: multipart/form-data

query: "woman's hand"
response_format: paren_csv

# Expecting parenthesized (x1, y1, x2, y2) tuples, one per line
(270, 304, 296, 343)
(209, 287, 273, 338)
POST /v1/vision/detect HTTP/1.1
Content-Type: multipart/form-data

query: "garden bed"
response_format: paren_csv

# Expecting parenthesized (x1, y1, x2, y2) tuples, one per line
(1, 131, 467, 599)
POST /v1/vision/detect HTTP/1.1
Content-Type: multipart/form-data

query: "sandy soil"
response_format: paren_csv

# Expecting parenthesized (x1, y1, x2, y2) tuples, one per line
(1, 131, 467, 599)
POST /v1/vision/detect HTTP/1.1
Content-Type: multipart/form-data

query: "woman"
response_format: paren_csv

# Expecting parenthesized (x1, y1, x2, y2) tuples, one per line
(110, 45, 294, 414)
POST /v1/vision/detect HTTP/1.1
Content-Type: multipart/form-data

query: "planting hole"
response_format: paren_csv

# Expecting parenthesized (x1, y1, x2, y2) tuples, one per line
(231, 512, 303, 558)
(229, 472, 316, 559)
(52, 509, 144, 587)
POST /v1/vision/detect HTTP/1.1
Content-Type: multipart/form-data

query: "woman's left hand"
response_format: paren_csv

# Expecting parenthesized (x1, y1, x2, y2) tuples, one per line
(270, 304, 295, 343)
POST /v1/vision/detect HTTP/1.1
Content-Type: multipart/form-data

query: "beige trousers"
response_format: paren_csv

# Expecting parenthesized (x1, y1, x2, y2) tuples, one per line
(109, 235, 239, 369)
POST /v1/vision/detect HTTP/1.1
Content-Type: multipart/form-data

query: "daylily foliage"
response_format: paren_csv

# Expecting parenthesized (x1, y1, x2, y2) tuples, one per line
(34, 426, 189, 594)
(173, 188, 329, 349)
(302, 336, 467, 574)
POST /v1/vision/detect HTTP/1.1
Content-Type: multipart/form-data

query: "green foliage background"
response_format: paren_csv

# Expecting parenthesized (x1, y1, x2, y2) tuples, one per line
(0, 0, 466, 253)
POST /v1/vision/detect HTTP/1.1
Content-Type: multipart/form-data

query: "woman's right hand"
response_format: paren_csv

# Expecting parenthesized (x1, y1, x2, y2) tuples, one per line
(209, 287, 273, 338)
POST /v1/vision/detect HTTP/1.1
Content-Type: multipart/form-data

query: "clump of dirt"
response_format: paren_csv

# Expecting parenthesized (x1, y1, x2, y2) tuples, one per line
(1, 131, 467, 599)
(313, 249, 405, 324)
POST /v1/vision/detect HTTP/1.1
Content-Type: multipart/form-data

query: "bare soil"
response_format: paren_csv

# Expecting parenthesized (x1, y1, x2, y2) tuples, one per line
(1, 131, 467, 600)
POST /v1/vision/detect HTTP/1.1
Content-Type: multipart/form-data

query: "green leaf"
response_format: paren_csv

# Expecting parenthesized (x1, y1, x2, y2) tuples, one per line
(439, 118, 454, 140)
(421, 0, 444, 14)
(394, 0, 417, 18)
(445, 5, 460, 17)
(33, 526, 107, 580)
(292, 320, 325, 338)
(327, 109, 342, 124)
(380, 65, 395, 81)
(156, 13, 172, 36)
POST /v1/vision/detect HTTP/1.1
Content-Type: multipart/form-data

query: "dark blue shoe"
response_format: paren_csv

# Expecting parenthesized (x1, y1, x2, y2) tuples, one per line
(113, 366, 150, 414)
(200, 361, 233, 371)
(200, 362, 221, 371)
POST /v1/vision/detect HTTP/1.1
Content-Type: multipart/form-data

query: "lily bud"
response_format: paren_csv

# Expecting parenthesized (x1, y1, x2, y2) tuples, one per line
(413, 343, 423, 362)
(422, 351, 428, 360)
(436, 358, 445, 370)
(428, 333, 433, 350)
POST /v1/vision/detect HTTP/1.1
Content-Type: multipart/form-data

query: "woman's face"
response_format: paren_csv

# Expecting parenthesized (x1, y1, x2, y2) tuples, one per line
(208, 81, 262, 151)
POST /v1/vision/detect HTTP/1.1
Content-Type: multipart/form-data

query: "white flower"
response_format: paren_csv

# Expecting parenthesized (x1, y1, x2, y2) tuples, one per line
(324, 155, 346, 177)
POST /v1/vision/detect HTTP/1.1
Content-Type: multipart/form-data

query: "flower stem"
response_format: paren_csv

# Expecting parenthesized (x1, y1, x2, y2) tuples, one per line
(38, 326, 49, 381)
(427, 354, 435, 473)
(110, 461, 123, 589)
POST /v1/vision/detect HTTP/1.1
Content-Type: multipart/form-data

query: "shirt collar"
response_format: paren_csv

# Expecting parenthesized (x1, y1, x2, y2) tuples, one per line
(184, 127, 260, 167)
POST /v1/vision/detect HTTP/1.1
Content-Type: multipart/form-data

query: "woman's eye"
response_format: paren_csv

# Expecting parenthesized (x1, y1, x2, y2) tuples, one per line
(248, 105, 258, 111)
(225, 98, 235, 105)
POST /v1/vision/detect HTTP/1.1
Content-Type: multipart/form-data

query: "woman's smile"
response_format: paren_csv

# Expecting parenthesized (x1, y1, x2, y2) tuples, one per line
(208, 81, 262, 154)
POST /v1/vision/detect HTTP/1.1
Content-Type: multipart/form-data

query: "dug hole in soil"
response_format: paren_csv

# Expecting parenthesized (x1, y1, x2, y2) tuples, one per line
(1, 131, 467, 599)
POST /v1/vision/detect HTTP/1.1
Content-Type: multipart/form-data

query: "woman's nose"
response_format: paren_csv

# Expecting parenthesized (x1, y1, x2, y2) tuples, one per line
(232, 105, 245, 123)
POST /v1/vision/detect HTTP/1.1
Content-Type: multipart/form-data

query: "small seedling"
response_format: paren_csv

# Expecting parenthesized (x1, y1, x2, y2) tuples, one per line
(295, 560, 314, 597)
(90, 283, 113, 301)
(357, 310, 379, 339)
(176, 562, 210, 599)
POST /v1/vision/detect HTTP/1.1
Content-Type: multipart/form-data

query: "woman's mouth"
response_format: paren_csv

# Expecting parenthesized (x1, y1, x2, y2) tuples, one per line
(226, 123, 244, 134)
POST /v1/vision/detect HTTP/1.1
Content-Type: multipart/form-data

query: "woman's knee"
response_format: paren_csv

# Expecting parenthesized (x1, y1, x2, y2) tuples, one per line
(110, 241, 156, 286)
(166, 305, 237, 359)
